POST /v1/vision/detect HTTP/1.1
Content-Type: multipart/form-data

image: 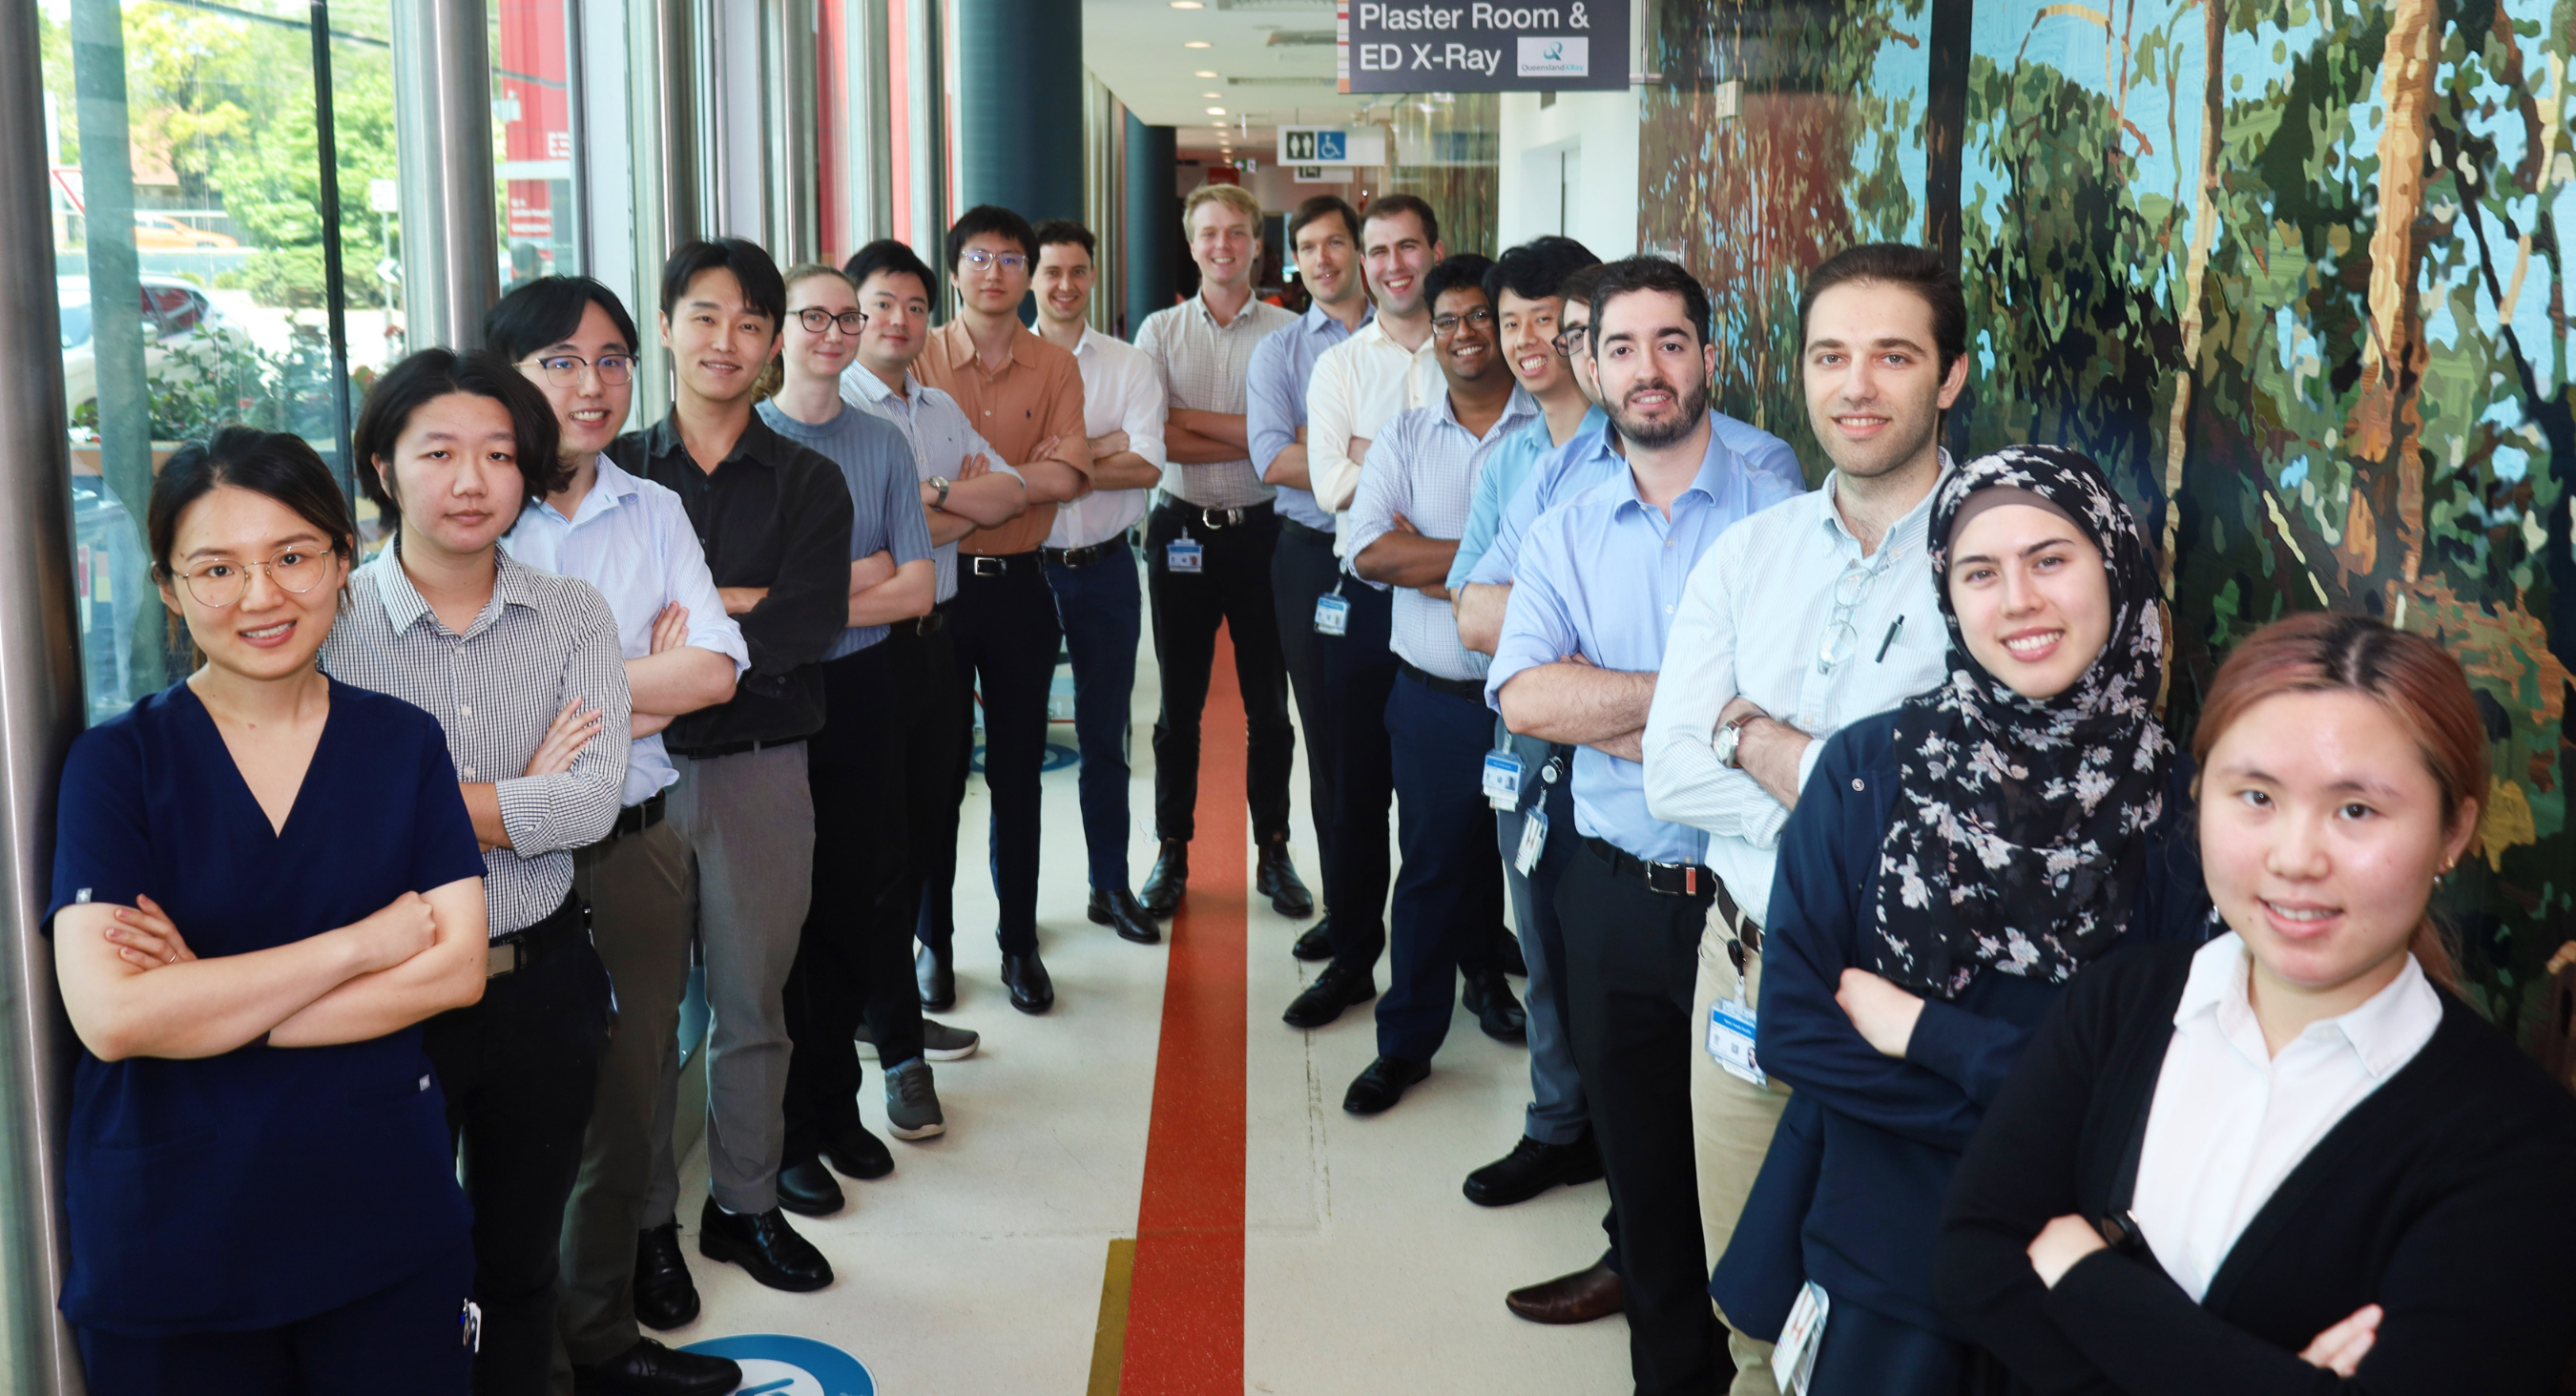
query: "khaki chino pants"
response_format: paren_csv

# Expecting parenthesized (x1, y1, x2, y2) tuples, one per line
(1693, 902, 1795, 1396)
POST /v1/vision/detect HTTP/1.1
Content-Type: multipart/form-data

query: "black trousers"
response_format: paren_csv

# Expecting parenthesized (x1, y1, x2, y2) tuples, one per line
(1318, 580, 1396, 973)
(1555, 842, 1718, 1396)
(926, 561, 1060, 954)
(423, 928, 612, 1396)
(1270, 524, 1342, 917)
(902, 620, 972, 957)
(1143, 501, 1295, 844)
(782, 638, 925, 1164)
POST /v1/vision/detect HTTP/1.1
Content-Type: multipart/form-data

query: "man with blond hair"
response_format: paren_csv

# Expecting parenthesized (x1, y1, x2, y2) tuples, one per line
(1131, 182, 1312, 927)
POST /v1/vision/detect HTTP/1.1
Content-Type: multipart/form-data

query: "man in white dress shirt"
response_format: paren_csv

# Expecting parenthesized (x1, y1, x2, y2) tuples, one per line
(1032, 219, 1168, 945)
(1640, 242, 1967, 1395)
(1338, 254, 1534, 1115)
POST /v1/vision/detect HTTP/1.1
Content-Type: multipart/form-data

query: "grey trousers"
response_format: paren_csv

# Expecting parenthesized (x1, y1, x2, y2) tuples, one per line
(1496, 721, 1588, 1146)
(654, 743, 815, 1217)
(555, 819, 694, 1367)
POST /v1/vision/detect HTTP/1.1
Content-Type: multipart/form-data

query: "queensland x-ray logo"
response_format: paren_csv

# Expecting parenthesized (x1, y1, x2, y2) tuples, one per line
(1515, 35, 1588, 75)
(681, 1334, 875, 1396)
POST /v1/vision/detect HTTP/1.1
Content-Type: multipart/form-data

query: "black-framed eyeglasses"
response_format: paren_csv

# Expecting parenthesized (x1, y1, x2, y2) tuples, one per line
(520, 353, 635, 387)
(796, 307, 869, 336)
(1432, 306, 1496, 336)
(172, 548, 338, 608)
(1551, 324, 1589, 357)
(961, 249, 1028, 273)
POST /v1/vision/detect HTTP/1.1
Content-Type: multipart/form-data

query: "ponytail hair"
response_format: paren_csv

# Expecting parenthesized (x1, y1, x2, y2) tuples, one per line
(2192, 612, 2484, 990)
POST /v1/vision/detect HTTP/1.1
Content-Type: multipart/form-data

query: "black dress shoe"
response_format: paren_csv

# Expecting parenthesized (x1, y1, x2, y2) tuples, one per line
(775, 1156, 844, 1217)
(1462, 969, 1528, 1042)
(1464, 1134, 1604, 1207)
(1292, 911, 1334, 962)
(821, 1122, 893, 1180)
(1494, 927, 1527, 977)
(696, 1197, 832, 1292)
(1342, 1055, 1430, 1115)
(632, 1221, 700, 1331)
(1506, 1261, 1624, 1324)
(1281, 962, 1376, 1029)
(1255, 839, 1316, 917)
(915, 942, 955, 1011)
(572, 1338, 743, 1396)
(1088, 888, 1161, 944)
(1140, 839, 1188, 918)
(1002, 950, 1054, 1014)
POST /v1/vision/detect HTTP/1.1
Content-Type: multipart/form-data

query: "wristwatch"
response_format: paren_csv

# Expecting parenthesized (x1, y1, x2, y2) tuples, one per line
(1713, 714, 1755, 769)
(929, 475, 952, 510)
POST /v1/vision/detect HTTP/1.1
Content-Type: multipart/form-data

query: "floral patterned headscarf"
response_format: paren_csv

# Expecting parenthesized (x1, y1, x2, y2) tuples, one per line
(1868, 445, 2173, 1000)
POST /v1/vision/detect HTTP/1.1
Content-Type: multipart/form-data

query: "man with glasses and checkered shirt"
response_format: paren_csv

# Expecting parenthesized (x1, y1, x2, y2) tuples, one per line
(1639, 243, 1965, 1396)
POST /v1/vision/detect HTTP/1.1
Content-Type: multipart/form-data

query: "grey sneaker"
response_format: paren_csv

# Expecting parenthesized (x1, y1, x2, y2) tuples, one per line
(854, 1019, 981, 1062)
(884, 1059, 946, 1139)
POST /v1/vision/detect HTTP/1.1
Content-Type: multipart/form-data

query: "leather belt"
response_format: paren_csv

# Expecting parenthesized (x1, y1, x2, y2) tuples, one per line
(1712, 877, 1762, 969)
(1157, 499, 1273, 531)
(1041, 538, 1125, 569)
(1397, 658, 1486, 704)
(965, 550, 1043, 576)
(1581, 835, 1717, 899)
(606, 791, 666, 841)
(486, 891, 589, 979)
(895, 601, 950, 635)
(1280, 517, 1336, 547)
(672, 736, 804, 761)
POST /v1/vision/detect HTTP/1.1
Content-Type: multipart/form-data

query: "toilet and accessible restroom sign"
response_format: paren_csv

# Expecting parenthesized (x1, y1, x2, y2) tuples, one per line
(1339, 2, 1630, 93)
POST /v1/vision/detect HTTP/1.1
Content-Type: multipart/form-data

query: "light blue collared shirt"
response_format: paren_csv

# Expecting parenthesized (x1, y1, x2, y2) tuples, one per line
(500, 457, 748, 808)
(1245, 302, 1372, 532)
(1485, 428, 1805, 865)
(1465, 410, 1802, 590)
(841, 363, 1023, 604)
(1446, 403, 1606, 591)
(1345, 387, 1538, 682)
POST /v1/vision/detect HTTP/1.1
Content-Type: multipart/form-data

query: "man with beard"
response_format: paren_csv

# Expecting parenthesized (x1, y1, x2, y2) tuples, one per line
(1488, 257, 1802, 1395)
(1642, 243, 1966, 1394)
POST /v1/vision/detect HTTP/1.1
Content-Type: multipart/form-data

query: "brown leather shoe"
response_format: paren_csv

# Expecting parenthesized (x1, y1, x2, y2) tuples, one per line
(1505, 1261, 1624, 1324)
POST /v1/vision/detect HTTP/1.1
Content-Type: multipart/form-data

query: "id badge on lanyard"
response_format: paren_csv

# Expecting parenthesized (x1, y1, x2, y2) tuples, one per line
(1706, 992, 1766, 1088)
(1166, 531, 1204, 574)
(1482, 750, 1524, 810)
(1514, 806, 1548, 875)
(1314, 576, 1350, 635)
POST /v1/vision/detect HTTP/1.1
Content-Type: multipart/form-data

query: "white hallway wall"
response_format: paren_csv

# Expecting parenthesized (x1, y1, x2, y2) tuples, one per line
(1496, 88, 1640, 260)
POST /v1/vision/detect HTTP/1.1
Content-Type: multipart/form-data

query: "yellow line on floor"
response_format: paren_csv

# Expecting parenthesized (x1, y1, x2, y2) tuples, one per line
(1088, 1237, 1138, 1396)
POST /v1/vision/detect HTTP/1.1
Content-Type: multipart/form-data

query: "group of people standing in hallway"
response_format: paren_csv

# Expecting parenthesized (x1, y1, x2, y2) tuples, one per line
(37, 166, 2576, 1396)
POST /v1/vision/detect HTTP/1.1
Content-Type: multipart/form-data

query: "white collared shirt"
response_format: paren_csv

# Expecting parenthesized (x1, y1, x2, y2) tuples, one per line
(2131, 932, 2443, 1301)
(1642, 459, 1952, 920)
(841, 363, 1021, 603)
(1048, 326, 1167, 550)
(1304, 313, 1444, 531)
(503, 457, 750, 807)
(1132, 291, 1297, 510)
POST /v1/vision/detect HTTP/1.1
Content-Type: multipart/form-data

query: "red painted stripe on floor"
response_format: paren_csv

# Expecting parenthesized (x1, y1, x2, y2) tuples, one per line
(1120, 628, 1249, 1395)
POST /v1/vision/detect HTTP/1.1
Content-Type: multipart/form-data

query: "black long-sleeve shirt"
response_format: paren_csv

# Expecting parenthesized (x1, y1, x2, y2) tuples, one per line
(1935, 941, 2576, 1395)
(605, 410, 854, 754)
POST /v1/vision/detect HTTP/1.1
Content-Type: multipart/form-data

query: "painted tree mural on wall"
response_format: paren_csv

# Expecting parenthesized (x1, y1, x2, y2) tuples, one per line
(1643, 0, 2576, 1059)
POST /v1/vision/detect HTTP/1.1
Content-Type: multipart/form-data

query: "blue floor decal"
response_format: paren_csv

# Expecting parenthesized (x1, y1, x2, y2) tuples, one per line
(678, 1334, 875, 1395)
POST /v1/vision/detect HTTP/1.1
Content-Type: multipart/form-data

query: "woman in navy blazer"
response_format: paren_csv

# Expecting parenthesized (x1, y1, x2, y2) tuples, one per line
(48, 428, 490, 1395)
(1711, 448, 2210, 1394)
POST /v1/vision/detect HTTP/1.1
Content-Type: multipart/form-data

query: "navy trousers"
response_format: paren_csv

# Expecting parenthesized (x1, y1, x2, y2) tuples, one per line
(1376, 669, 1505, 1062)
(1046, 538, 1143, 893)
(1270, 524, 1342, 918)
(77, 1240, 476, 1396)
(1317, 580, 1396, 974)
(926, 559, 1060, 956)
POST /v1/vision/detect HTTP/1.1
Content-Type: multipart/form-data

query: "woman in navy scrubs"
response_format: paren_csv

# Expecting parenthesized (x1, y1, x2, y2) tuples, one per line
(49, 427, 491, 1395)
(1713, 447, 2208, 1394)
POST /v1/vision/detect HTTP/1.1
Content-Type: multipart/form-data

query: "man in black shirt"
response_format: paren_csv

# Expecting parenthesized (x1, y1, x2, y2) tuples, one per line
(602, 239, 852, 1308)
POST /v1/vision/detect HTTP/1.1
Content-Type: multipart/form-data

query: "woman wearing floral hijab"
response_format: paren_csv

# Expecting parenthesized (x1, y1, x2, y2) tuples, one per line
(1709, 447, 2212, 1394)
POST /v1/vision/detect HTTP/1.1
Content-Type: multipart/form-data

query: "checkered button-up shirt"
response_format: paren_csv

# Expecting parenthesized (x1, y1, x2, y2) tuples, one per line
(1133, 292, 1297, 510)
(322, 544, 632, 937)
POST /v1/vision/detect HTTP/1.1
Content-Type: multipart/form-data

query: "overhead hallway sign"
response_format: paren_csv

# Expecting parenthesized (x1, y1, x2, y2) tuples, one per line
(1338, 2, 1630, 93)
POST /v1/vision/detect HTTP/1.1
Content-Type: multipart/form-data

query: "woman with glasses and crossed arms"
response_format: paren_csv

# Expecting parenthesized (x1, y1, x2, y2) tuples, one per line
(1711, 448, 2211, 1394)
(48, 427, 493, 1394)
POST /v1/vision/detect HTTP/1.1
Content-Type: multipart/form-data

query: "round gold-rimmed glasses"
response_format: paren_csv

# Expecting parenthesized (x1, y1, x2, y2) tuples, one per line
(171, 548, 337, 608)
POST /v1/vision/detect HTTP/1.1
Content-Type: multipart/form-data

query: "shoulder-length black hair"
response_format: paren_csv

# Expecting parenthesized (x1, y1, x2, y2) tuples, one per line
(148, 426, 357, 581)
(352, 347, 566, 529)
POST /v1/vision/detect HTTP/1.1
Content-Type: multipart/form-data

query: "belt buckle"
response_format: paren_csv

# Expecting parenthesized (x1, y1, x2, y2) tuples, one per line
(485, 939, 523, 978)
(1200, 506, 1238, 530)
(969, 554, 1007, 577)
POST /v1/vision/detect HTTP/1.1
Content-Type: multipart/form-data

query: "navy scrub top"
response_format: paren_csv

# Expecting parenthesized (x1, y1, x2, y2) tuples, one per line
(47, 677, 488, 1336)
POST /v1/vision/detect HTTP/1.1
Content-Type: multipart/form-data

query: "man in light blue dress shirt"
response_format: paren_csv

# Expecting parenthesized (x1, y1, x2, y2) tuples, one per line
(1338, 256, 1535, 1116)
(487, 277, 751, 1395)
(1246, 194, 1374, 967)
(1487, 258, 1803, 1396)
